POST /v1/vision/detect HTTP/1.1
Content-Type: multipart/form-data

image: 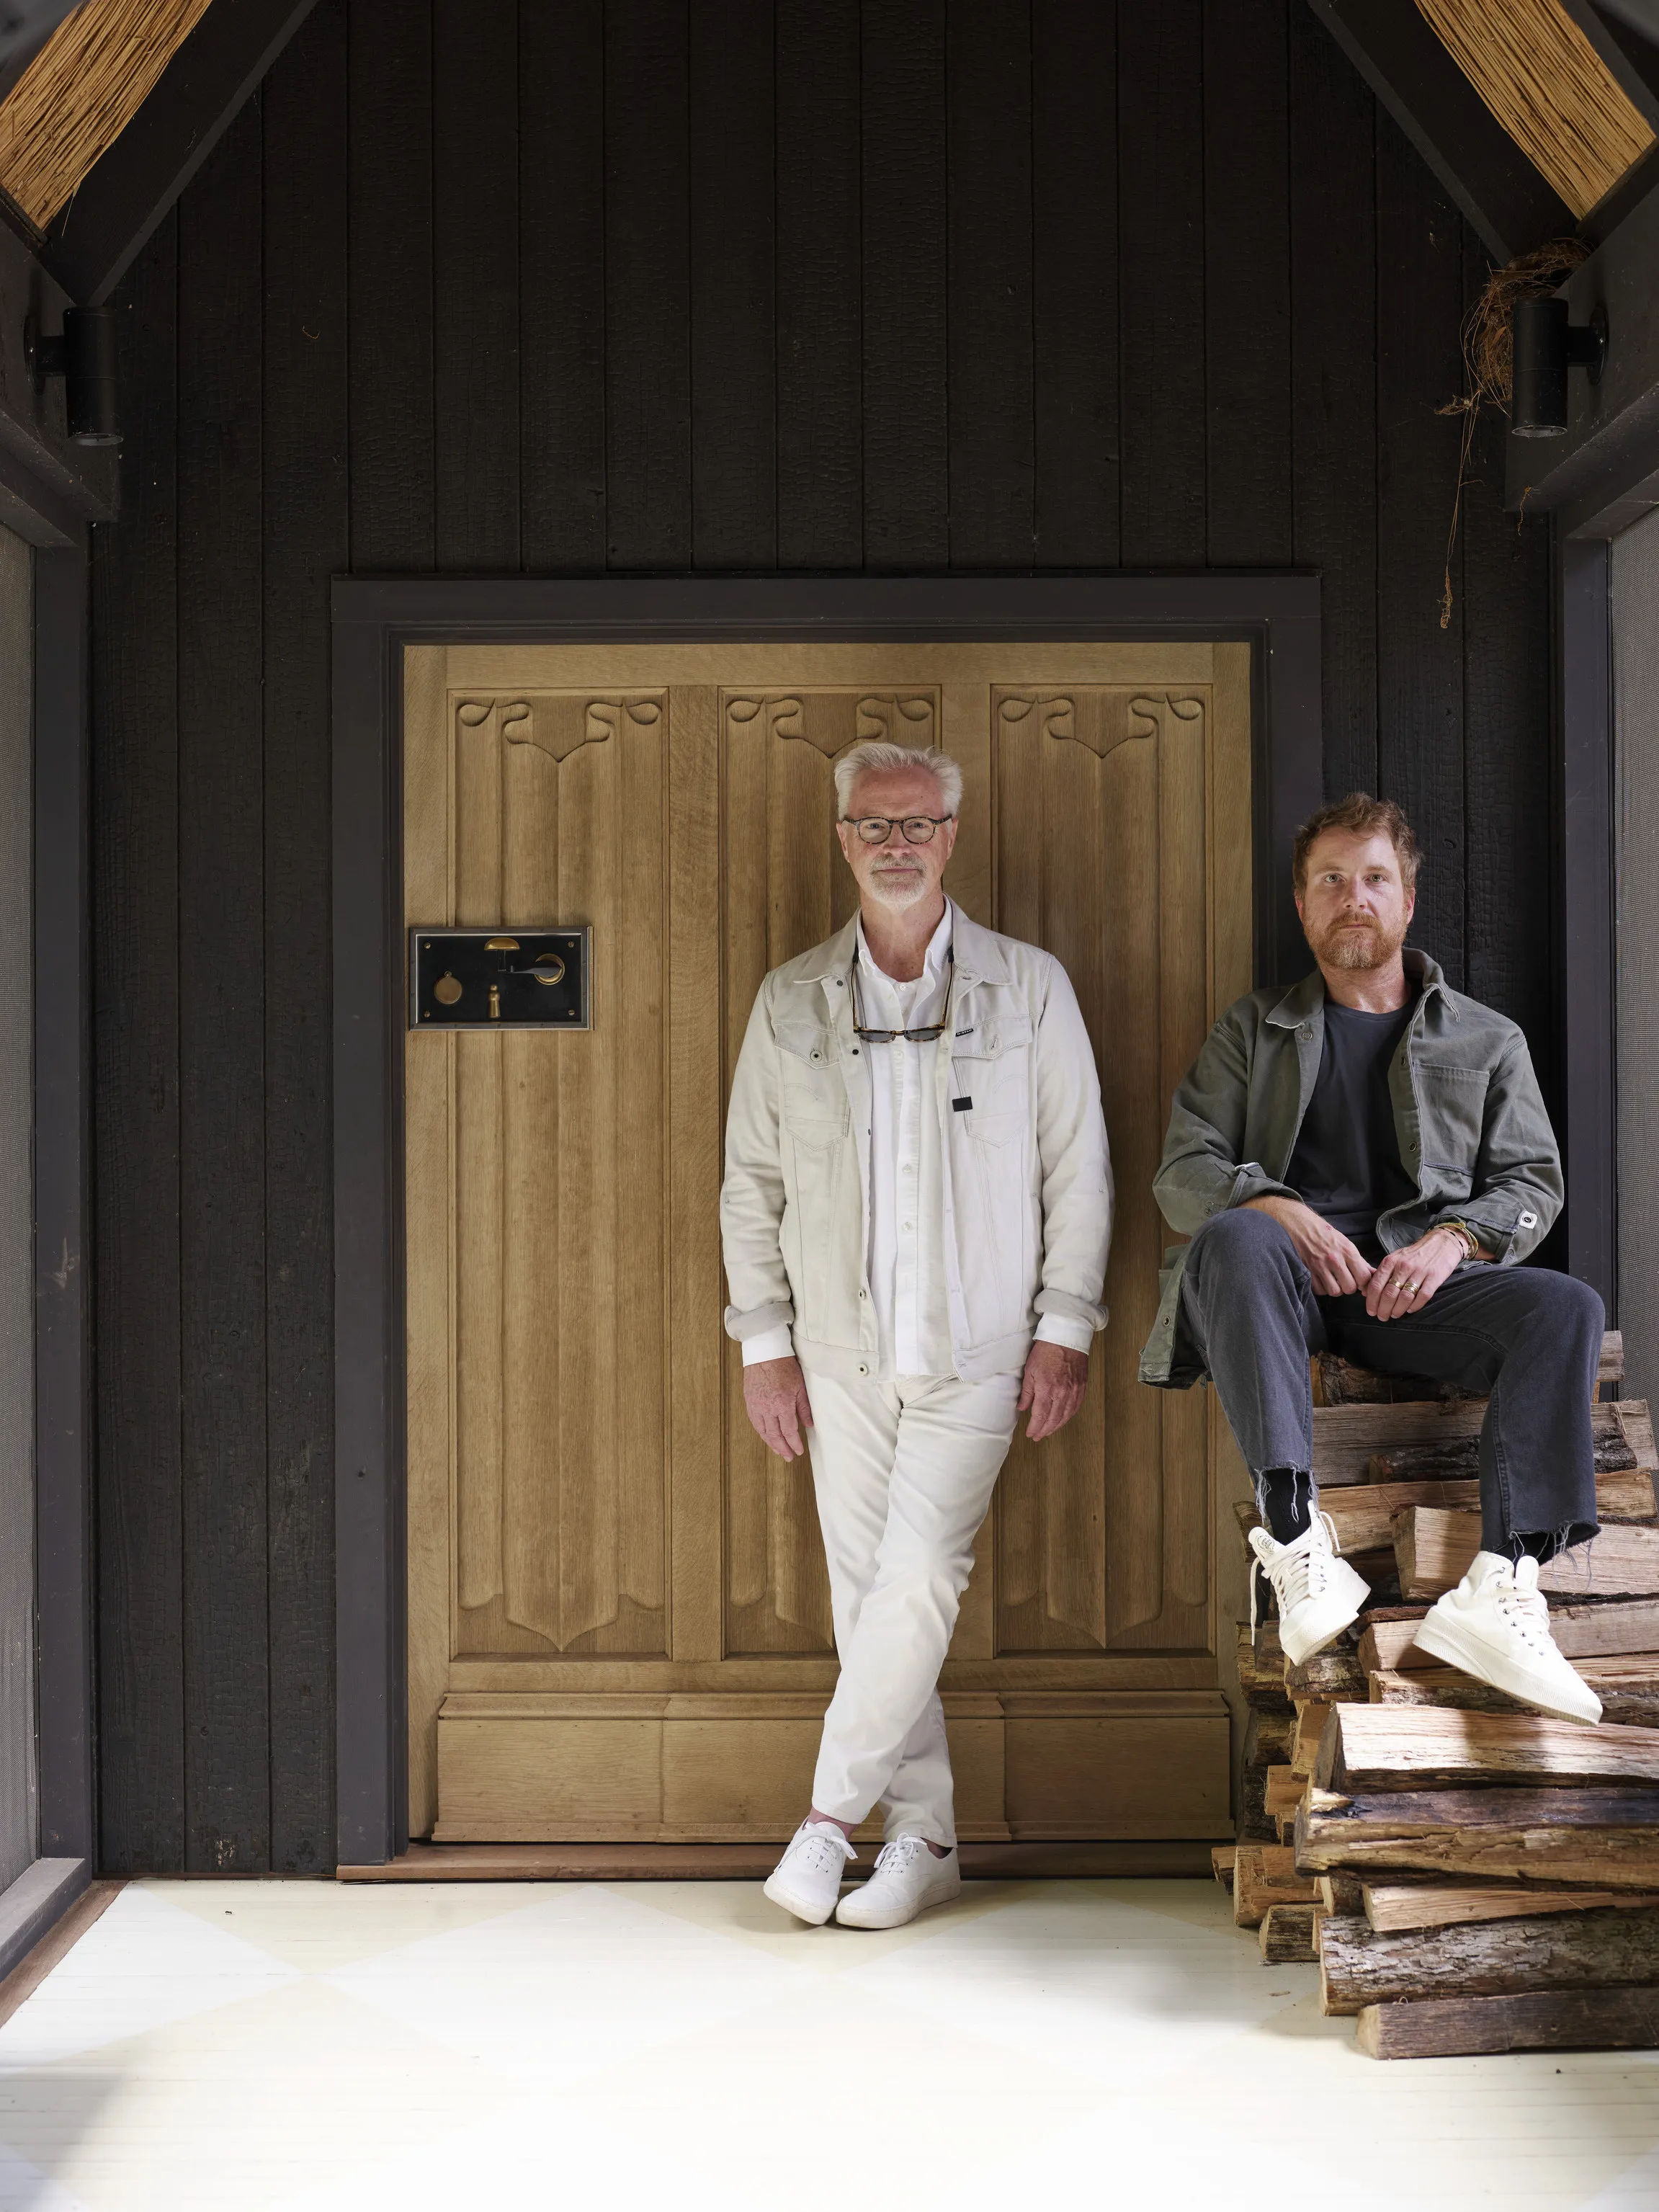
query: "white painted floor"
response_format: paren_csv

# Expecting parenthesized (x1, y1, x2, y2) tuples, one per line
(0, 1876, 1656, 2209)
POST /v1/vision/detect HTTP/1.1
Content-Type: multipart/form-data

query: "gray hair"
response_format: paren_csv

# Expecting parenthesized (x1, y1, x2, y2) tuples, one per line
(833, 741, 963, 820)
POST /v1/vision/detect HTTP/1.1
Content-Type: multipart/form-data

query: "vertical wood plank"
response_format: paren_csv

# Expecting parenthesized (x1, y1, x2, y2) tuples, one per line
(605, 0, 692, 568)
(403, 650, 452, 1838)
(555, 738, 621, 1642)
(434, 0, 520, 569)
(1289, 1, 1377, 800)
(1117, 0, 1205, 566)
(453, 705, 505, 1611)
(1097, 716, 1167, 1645)
(690, 0, 776, 568)
(94, 215, 184, 1875)
(520, 0, 606, 570)
(262, 0, 346, 1873)
(177, 98, 270, 1872)
(777, 0, 862, 569)
(499, 737, 563, 1641)
(1377, 112, 1466, 986)
(862, 0, 949, 568)
(947, 0, 1034, 567)
(1204, 0, 1292, 567)
(348, 0, 434, 568)
(671, 688, 724, 1662)
(613, 703, 669, 1637)
(1032, 0, 1119, 566)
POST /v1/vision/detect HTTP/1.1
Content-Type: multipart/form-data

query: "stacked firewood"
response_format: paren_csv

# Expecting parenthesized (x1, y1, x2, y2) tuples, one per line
(1217, 1330, 1659, 2059)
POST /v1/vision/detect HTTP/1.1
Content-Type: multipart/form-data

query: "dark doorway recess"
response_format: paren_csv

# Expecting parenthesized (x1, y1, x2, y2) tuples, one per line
(330, 571, 1321, 1865)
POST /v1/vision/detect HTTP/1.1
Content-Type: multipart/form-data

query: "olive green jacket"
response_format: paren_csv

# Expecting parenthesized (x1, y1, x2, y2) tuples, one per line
(1137, 951, 1563, 1388)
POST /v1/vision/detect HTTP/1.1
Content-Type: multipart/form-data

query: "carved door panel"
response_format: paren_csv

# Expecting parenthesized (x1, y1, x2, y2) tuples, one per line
(405, 642, 1251, 1845)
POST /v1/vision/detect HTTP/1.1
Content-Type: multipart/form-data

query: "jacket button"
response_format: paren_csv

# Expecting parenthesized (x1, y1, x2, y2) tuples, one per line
(857, 1288, 867, 1301)
(857, 1363, 869, 1376)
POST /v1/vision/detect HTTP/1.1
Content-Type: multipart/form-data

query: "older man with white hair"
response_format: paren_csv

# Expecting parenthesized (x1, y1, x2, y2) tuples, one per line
(721, 739, 1112, 1928)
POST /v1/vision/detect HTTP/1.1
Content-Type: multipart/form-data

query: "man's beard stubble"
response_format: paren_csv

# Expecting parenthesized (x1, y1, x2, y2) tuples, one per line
(1309, 909, 1408, 971)
(864, 861, 932, 911)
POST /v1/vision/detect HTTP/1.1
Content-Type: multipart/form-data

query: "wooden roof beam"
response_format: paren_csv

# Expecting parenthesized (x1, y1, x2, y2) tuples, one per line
(38, 0, 322, 306)
(1305, 0, 1576, 262)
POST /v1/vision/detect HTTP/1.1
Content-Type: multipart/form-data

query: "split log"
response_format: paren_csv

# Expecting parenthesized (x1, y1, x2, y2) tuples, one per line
(1232, 1843, 1318, 1927)
(1292, 1701, 1331, 1778)
(1212, 1845, 1237, 1891)
(1392, 1509, 1659, 1605)
(1320, 1872, 1367, 1915)
(1236, 1763, 1276, 1845)
(1284, 1645, 1367, 1700)
(1265, 1765, 1305, 1818)
(1358, 1986, 1659, 2059)
(1311, 1331, 1622, 1409)
(1366, 1408, 1650, 1488)
(1359, 1620, 1434, 1674)
(1549, 1598, 1659, 1657)
(1259, 1903, 1320, 1962)
(1236, 1621, 1294, 1712)
(1370, 1659, 1659, 1730)
(1316, 1703, 1659, 1794)
(1318, 1904, 1659, 2015)
(1310, 1395, 1651, 1489)
(1295, 1783, 1659, 1888)
(1362, 1881, 1659, 1932)
(1340, 1468, 1655, 1550)
(1243, 1708, 1296, 1770)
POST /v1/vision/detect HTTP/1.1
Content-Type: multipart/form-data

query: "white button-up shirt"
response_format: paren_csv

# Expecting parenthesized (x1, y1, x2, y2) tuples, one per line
(743, 898, 1093, 1378)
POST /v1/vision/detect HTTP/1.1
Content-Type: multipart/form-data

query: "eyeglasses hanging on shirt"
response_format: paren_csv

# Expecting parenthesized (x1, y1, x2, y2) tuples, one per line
(850, 947, 955, 1044)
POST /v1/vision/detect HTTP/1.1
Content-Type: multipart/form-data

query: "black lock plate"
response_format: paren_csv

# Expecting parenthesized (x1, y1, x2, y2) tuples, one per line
(410, 927, 591, 1030)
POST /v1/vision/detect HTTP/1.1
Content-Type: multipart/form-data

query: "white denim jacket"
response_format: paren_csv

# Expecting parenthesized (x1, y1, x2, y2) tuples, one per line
(720, 909, 1114, 1383)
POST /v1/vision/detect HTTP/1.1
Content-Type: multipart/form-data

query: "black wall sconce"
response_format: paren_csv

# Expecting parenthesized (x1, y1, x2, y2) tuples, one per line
(24, 306, 121, 447)
(1511, 297, 1606, 439)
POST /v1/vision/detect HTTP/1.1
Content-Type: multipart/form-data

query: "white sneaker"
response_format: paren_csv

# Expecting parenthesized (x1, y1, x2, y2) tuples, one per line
(1415, 1551, 1604, 1724)
(1248, 1512, 1369, 1667)
(834, 1834, 962, 1929)
(762, 1820, 857, 1924)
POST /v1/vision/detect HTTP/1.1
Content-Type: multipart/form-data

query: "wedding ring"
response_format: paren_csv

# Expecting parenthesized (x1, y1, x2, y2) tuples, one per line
(1403, 1280, 1421, 1294)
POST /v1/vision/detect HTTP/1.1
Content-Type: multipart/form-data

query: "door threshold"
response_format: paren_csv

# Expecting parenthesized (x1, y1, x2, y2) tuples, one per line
(336, 1839, 1226, 1883)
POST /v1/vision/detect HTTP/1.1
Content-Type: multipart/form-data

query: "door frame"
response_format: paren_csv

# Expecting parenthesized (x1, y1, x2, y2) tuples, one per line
(330, 574, 1323, 1866)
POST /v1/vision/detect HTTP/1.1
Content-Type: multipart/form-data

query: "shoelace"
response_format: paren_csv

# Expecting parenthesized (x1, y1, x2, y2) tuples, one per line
(1492, 1556, 1552, 1652)
(790, 1821, 857, 1870)
(1251, 1511, 1343, 1628)
(872, 1835, 930, 1878)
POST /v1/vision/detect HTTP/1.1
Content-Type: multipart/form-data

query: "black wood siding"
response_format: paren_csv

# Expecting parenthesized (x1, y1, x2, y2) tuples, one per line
(89, 0, 1553, 1873)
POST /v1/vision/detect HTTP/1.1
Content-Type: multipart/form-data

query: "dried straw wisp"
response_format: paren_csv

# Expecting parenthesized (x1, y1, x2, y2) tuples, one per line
(1436, 238, 1591, 628)
(1416, 0, 1653, 219)
(0, 0, 216, 231)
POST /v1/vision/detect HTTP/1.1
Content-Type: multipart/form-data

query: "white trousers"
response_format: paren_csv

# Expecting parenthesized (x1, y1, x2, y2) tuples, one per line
(802, 1367, 1021, 1847)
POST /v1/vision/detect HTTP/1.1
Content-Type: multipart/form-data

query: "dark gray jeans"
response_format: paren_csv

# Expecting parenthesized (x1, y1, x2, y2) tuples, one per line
(1180, 1207, 1604, 1553)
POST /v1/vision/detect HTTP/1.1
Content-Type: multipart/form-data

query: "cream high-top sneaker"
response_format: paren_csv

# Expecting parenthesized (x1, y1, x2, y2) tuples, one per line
(1415, 1551, 1603, 1725)
(1248, 1513, 1369, 1667)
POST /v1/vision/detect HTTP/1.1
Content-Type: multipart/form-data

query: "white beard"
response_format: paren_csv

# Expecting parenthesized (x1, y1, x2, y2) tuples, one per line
(864, 865, 931, 910)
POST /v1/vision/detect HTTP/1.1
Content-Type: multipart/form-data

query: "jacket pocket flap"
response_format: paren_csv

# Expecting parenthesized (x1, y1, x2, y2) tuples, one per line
(952, 1012, 1033, 1059)
(776, 1019, 839, 1064)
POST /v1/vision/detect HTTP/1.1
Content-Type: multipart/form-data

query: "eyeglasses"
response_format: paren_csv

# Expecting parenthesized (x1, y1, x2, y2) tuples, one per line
(850, 950, 954, 1043)
(842, 815, 954, 845)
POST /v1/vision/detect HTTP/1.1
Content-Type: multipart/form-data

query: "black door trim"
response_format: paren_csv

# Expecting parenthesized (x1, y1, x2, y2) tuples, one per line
(329, 572, 1323, 1865)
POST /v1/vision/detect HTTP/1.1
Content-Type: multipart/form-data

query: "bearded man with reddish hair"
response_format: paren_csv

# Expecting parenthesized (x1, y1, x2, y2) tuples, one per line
(1140, 794, 1605, 1723)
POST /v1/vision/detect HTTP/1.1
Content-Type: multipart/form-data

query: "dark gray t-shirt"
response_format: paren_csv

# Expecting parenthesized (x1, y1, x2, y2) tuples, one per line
(1284, 994, 1419, 1262)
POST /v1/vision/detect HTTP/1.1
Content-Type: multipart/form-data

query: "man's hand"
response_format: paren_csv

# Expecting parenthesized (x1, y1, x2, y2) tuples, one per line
(1243, 1195, 1374, 1296)
(1361, 1226, 1467, 1321)
(1017, 1341, 1089, 1442)
(742, 1356, 813, 1461)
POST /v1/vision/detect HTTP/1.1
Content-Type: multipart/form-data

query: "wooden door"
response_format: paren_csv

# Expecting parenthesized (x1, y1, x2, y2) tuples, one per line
(405, 641, 1251, 1842)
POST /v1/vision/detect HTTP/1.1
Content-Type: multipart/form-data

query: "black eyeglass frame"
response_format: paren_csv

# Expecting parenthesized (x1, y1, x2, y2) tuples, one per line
(841, 814, 955, 845)
(849, 946, 956, 1044)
